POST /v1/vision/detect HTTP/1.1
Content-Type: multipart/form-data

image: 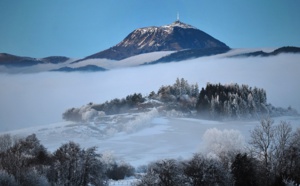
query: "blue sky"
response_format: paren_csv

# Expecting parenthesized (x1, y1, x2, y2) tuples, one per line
(0, 0, 299, 58)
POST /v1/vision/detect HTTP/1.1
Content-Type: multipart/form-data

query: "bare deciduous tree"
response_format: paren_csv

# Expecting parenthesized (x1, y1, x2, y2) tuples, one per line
(273, 121, 292, 176)
(249, 117, 275, 184)
(249, 118, 275, 170)
(249, 118, 294, 185)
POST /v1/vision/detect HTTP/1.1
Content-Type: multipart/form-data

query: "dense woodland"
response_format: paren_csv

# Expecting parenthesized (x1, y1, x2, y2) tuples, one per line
(1, 119, 300, 185)
(196, 83, 269, 118)
(63, 78, 297, 122)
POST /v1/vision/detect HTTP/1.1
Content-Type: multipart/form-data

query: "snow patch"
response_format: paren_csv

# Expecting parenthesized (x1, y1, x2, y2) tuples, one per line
(162, 21, 196, 29)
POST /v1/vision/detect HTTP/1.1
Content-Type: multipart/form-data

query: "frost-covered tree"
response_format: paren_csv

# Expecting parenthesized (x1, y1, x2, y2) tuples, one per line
(191, 83, 199, 98)
(283, 128, 300, 184)
(0, 170, 18, 186)
(0, 135, 113, 186)
(53, 142, 83, 185)
(20, 170, 50, 186)
(80, 147, 107, 186)
(63, 104, 105, 122)
(248, 119, 294, 185)
(155, 78, 199, 113)
(196, 83, 269, 119)
(0, 134, 13, 152)
(272, 121, 292, 179)
(136, 159, 184, 186)
(101, 151, 135, 181)
(183, 153, 231, 186)
(203, 128, 245, 167)
(0, 134, 49, 185)
(249, 118, 275, 184)
(52, 142, 108, 186)
(174, 77, 181, 96)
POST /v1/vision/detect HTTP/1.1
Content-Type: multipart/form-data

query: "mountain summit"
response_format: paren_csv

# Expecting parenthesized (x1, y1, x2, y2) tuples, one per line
(83, 20, 230, 60)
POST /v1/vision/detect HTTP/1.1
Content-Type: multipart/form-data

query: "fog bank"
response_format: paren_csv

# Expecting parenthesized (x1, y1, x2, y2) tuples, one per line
(0, 54, 299, 131)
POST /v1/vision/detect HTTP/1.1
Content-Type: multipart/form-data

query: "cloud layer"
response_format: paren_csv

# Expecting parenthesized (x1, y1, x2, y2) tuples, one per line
(0, 53, 299, 131)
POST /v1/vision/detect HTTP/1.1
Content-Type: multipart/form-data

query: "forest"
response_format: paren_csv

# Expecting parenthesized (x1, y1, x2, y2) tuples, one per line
(63, 78, 298, 123)
(0, 118, 300, 186)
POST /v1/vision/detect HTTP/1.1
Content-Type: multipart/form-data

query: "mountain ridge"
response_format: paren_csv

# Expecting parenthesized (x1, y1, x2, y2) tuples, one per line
(0, 53, 71, 67)
(51, 65, 106, 72)
(231, 46, 300, 58)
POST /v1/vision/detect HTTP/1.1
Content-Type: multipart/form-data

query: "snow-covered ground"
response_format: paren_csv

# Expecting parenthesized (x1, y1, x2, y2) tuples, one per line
(108, 178, 138, 186)
(3, 115, 300, 168)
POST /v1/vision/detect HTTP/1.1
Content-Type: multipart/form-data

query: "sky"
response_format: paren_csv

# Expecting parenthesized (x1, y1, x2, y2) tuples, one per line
(0, 0, 299, 58)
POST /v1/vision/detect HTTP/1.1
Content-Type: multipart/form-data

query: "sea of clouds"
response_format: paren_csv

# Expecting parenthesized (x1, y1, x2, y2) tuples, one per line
(0, 53, 299, 132)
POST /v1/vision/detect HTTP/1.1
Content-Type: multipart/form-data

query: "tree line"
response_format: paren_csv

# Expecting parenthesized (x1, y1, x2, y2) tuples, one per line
(196, 83, 268, 118)
(1, 118, 300, 185)
(135, 119, 300, 186)
(0, 134, 134, 186)
(62, 78, 298, 122)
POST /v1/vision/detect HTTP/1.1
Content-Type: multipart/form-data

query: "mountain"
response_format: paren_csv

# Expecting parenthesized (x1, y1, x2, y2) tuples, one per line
(0, 53, 70, 67)
(0, 53, 41, 67)
(79, 20, 230, 61)
(0, 20, 229, 70)
(231, 46, 300, 58)
(51, 65, 106, 72)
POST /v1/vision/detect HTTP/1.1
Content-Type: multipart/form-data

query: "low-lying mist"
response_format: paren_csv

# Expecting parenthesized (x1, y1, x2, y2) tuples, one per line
(0, 53, 299, 132)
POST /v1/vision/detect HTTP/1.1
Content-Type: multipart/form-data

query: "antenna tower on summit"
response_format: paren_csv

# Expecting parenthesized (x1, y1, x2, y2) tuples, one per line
(177, 12, 180, 21)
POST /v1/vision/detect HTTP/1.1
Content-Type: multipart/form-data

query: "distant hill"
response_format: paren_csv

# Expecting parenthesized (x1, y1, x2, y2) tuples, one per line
(231, 46, 300, 57)
(0, 53, 70, 67)
(41, 56, 70, 64)
(51, 65, 106, 72)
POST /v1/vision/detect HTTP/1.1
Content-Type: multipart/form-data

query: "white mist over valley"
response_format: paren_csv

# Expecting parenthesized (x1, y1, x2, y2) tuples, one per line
(1, 50, 299, 132)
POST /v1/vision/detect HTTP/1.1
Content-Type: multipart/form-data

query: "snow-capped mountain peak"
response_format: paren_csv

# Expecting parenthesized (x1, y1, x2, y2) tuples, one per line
(82, 21, 229, 60)
(162, 20, 196, 29)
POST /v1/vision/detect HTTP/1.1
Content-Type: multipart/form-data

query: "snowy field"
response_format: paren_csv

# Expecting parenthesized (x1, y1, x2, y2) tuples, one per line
(0, 49, 300, 167)
(3, 115, 300, 168)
